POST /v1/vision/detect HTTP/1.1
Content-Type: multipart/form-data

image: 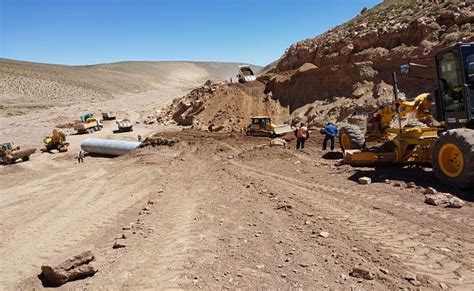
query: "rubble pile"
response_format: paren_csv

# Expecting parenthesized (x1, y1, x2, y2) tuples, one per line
(157, 80, 289, 133)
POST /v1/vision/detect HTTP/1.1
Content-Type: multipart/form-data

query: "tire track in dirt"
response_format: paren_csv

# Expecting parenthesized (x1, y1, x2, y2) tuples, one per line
(289, 151, 474, 230)
(0, 161, 161, 288)
(83, 155, 209, 289)
(221, 145, 474, 289)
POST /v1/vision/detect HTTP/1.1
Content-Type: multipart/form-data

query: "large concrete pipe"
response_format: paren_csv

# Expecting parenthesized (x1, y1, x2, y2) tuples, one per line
(80, 138, 140, 156)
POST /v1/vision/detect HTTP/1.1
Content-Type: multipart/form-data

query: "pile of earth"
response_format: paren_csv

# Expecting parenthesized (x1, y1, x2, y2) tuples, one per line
(156, 80, 290, 132)
(261, 0, 474, 127)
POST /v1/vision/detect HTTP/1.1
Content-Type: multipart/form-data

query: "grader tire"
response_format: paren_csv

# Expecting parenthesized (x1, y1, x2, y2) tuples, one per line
(432, 128, 474, 189)
(339, 125, 365, 152)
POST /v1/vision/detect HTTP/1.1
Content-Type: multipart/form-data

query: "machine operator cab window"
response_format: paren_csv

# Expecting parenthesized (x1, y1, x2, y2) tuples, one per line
(463, 48, 474, 116)
(438, 51, 464, 112)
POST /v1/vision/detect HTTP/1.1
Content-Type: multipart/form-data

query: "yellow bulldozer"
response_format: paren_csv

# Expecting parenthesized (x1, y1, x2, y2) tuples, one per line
(340, 42, 474, 189)
(245, 116, 293, 137)
(42, 129, 69, 153)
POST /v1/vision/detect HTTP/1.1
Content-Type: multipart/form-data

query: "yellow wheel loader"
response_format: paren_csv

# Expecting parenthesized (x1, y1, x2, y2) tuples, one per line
(42, 129, 69, 153)
(341, 42, 474, 189)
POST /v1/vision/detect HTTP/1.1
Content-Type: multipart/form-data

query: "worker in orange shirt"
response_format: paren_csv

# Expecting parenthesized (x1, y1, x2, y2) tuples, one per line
(295, 123, 309, 150)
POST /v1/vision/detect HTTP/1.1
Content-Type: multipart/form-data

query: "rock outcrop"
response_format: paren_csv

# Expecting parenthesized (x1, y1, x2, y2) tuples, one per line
(263, 0, 474, 126)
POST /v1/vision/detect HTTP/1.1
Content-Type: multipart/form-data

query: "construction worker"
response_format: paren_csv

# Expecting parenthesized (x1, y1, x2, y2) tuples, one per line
(295, 122, 309, 150)
(322, 122, 338, 151)
(77, 150, 84, 163)
(137, 134, 142, 142)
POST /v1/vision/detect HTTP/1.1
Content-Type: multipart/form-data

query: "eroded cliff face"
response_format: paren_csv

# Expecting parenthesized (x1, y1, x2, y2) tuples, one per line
(264, 0, 473, 126)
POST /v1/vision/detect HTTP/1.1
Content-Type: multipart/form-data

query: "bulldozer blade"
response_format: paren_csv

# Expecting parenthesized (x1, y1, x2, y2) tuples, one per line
(273, 125, 293, 135)
(343, 149, 397, 166)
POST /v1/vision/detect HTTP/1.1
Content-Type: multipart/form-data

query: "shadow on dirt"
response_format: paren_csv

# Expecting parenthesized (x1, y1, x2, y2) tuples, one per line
(37, 273, 94, 288)
(322, 151, 343, 160)
(84, 153, 115, 159)
(348, 166, 473, 202)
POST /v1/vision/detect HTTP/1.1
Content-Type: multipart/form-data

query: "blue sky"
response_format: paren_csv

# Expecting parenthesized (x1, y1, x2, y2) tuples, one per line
(0, 0, 381, 66)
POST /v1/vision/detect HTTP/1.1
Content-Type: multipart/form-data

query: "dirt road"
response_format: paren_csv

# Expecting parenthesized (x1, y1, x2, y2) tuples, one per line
(1, 126, 472, 290)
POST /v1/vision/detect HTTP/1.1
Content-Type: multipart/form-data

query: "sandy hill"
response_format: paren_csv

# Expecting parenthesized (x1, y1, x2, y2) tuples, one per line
(0, 58, 261, 116)
(261, 0, 473, 126)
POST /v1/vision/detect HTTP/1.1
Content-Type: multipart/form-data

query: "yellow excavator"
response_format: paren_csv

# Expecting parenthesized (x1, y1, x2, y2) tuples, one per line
(42, 129, 69, 153)
(340, 42, 474, 189)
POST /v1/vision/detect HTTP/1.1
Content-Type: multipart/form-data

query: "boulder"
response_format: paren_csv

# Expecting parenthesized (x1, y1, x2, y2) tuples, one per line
(270, 138, 288, 148)
(41, 250, 97, 286)
(358, 177, 372, 185)
(403, 271, 417, 281)
(424, 194, 449, 206)
(448, 197, 465, 208)
(424, 187, 437, 195)
(350, 266, 375, 280)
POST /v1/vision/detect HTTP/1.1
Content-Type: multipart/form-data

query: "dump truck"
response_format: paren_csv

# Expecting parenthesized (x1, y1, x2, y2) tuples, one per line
(80, 113, 96, 122)
(74, 119, 103, 134)
(237, 65, 257, 83)
(42, 129, 69, 153)
(102, 111, 116, 120)
(0, 142, 36, 165)
(340, 42, 474, 189)
(245, 116, 293, 137)
(116, 119, 133, 132)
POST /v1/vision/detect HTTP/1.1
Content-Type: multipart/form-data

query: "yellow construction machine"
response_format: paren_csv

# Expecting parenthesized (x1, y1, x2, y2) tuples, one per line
(0, 142, 36, 165)
(245, 116, 293, 137)
(42, 129, 69, 153)
(341, 42, 474, 189)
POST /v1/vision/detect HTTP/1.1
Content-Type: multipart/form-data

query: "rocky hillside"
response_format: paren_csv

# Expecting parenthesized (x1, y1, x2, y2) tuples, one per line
(263, 0, 473, 126)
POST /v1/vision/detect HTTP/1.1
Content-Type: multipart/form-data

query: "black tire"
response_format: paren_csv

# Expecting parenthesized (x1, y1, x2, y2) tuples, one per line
(22, 156, 30, 161)
(339, 125, 365, 152)
(432, 128, 474, 189)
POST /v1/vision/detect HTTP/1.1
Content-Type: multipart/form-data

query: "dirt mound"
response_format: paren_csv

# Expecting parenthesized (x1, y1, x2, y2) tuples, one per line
(263, 0, 474, 126)
(139, 136, 178, 147)
(157, 81, 290, 132)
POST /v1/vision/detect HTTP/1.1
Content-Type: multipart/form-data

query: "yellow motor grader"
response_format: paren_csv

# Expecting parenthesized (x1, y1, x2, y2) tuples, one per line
(340, 42, 474, 189)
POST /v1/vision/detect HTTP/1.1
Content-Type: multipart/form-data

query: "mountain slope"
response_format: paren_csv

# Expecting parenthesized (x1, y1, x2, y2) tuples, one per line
(263, 0, 473, 125)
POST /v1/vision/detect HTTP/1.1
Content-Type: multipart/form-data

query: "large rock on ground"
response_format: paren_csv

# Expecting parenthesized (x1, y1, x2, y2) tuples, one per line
(41, 250, 97, 286)
(448, 197, 465, 208)
(424, 194, 449, 206)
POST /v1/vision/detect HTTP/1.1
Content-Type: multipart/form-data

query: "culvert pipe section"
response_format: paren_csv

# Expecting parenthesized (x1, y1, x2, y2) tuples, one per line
(80, 138, 140, 156)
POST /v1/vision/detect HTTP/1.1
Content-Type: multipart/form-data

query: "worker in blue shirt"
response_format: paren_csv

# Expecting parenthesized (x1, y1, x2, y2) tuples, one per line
(322, 122, 338, 151)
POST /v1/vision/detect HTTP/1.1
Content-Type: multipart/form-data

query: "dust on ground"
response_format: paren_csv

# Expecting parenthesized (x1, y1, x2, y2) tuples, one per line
(2, 127, 473, 290)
